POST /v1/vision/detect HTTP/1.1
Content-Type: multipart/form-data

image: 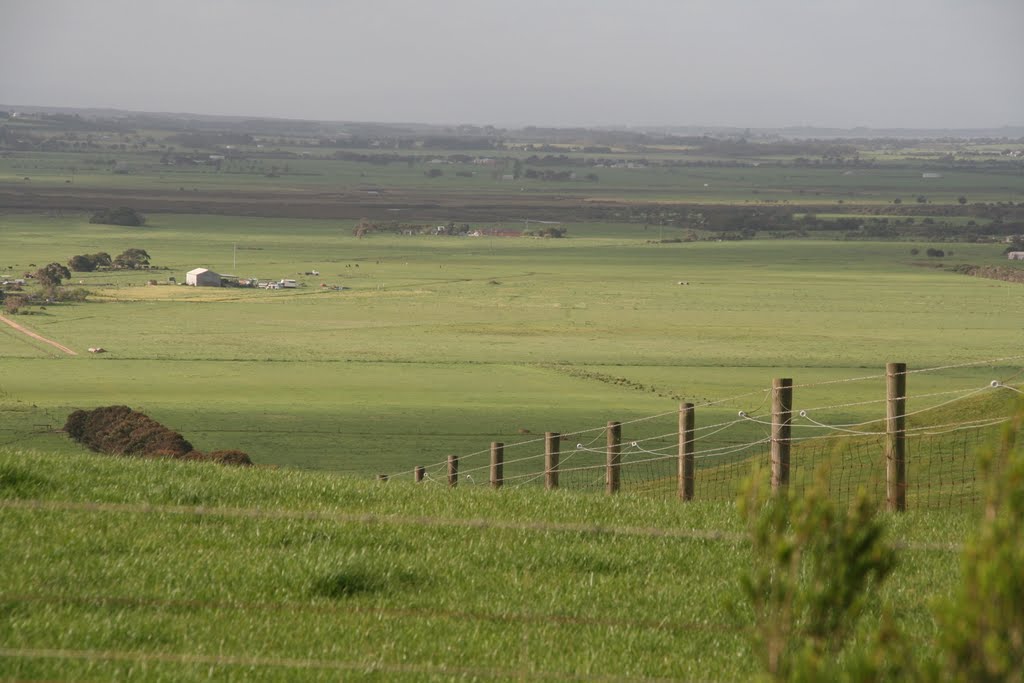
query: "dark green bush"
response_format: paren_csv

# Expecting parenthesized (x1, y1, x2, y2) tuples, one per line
(64, 405, 192, 457)
(64, 406, 252, 466)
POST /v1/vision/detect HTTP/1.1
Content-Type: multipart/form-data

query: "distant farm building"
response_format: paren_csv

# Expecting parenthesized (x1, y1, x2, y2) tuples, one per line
(186, 267, 221, 287)
(1008, 252, 1024, 261)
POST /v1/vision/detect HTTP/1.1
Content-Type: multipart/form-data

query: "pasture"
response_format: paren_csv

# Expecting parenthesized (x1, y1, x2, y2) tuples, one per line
(3, 147, 1024, 205)
(1, 212, 1021, 478)
(0, 447, 984, 681)
(3, 120, 1024, 681)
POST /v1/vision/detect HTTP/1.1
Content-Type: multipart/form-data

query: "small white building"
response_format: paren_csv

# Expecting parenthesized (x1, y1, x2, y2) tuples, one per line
(186, 267, 221, 287)
(1007, 252, 1024, 261)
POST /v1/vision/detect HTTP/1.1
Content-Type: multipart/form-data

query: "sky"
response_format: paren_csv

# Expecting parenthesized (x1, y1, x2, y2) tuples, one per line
(2, 0, 1022, 129)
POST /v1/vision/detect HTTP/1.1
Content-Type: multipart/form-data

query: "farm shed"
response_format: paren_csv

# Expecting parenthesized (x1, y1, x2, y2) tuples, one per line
(1008, 252, 1024, 261)
(186, 267, 221, 287)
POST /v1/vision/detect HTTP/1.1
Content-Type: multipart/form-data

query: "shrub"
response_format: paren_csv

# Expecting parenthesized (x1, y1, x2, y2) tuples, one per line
(53, 287, 91, 302)
(738, 466, 896, 679)
(64, 406, 253, 466)
(207, 449, 254, 466)
(187, 449, 254, 466)
(4, 295, 25, 314)
(63, 405, 192, 457)
(934, 404, 1024, 681)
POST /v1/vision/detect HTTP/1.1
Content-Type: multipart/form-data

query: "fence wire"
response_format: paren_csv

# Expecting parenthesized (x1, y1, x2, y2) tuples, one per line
(390, 372, 1021, 511)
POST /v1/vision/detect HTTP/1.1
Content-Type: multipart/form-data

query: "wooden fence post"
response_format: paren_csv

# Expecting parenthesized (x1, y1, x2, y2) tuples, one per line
(606, 421, 621, 494)
(679, 403, 695, 501)
(545, 432, 560, 490)
(414, 466, 425, 483)
(771, 378, 793, 494)
(886, 362, 907, 512)
(490, 442, 504, 489)
(447, 455, 458, 488)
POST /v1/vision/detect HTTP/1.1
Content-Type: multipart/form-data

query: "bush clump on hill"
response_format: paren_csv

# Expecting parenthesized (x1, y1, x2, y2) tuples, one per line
(64, 406, 252, 466)
(64, 405, 193, 456)
(89, 207, 146, 227)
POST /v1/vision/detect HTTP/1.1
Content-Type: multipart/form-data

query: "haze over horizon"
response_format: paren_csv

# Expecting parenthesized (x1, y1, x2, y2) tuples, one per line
(2, 0, 1022, 130)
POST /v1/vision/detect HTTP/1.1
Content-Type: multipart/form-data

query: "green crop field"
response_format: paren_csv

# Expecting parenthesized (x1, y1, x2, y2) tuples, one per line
(1, 212, 1022, 478)
(3, 146, 1024, 205)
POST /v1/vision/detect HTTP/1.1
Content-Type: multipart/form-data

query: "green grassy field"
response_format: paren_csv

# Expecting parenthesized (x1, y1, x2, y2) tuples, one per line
(3, 148, 1024, 204)
(2, 212, 1022, 478)
(0, 447, 983, 681)
(3, 122, 1024, 681)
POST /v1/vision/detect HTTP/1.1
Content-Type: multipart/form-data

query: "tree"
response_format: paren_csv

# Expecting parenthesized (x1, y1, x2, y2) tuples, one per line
(4, 294, 24, 315)
(958, 196, 968, 205)
(35, 262, 71, 289)
(113, 248, 150, 270)
(89, 207, 146, 226)
(67, 252, 112, 272)
(68, 255, 94, 272)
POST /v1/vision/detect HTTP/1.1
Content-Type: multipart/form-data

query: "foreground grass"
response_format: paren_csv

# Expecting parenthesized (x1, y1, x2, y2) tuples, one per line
(0, 448, 976, 681)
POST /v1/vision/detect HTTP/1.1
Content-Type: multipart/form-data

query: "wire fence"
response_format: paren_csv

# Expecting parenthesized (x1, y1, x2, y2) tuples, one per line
(388, 359, 1024, 511)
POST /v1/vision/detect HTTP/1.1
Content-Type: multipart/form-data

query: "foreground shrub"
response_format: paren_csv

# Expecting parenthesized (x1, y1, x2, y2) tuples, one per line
(739, 403, 1024, 681)
(934, 403, 1024, 682)
(738, 466, 896, 679)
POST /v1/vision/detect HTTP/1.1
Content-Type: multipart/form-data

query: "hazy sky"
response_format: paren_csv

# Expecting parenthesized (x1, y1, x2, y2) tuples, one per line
(2, 0, 1022, 129)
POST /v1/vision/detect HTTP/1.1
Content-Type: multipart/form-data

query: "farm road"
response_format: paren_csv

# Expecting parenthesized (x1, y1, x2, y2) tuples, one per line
(0, 314, 77, 355)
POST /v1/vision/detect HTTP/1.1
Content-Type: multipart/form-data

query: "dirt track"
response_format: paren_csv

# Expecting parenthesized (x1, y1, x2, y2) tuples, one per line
(0, 314, 77, 355)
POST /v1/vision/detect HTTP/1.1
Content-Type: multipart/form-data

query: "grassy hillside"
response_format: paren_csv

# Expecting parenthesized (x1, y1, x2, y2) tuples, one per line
(0, 447, 979, 681)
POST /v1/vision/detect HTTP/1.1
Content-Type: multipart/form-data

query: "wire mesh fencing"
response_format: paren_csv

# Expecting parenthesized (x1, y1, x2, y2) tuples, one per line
(388, 365, 1023, 512)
